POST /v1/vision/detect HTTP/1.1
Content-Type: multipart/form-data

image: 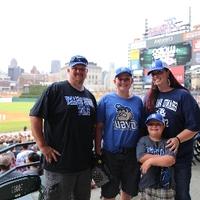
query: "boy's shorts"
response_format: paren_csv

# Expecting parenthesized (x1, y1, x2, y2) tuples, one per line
(140, 188, 175, 200)
(101, 149, 140, 198)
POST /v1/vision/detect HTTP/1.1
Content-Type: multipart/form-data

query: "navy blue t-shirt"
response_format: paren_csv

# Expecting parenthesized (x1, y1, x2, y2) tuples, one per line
(152, 89, 200, 163)
(136, 136, 176, 190)
(30, 80, 97, 173)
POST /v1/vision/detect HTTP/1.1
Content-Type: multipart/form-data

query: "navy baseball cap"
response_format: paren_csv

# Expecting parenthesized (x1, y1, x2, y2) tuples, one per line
(145, 113, 165, 125)
(69, 55, 88, 68)
(115, 67, 133, 77)
(147, 59, 168, 75)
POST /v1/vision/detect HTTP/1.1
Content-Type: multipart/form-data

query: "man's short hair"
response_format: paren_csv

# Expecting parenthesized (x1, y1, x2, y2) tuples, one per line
(0, 153, 12, 169)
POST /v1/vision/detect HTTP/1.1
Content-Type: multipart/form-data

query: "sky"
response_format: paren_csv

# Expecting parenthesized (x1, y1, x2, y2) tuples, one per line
(0, 0, 199, 73)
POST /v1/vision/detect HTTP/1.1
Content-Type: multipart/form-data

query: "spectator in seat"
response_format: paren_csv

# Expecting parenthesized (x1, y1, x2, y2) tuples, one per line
(0, 153, 23, 183)
(16, 145, 33, 167)
(23, 152, 41, 176)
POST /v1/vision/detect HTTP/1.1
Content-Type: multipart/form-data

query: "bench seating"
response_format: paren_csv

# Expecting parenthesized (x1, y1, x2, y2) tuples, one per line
(0, 175, 42, 200)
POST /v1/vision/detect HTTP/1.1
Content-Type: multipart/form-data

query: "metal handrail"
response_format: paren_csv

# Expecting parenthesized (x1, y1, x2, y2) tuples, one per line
(0, 161, 40, 178)
(0, 141, 36, 154)
(193, 132, 200, 165)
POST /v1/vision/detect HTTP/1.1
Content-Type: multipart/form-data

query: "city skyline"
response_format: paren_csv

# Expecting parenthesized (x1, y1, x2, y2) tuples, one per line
(0, 0, 199, 73)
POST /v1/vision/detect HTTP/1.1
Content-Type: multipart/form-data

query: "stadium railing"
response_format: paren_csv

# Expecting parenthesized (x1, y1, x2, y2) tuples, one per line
(193, 132, 200, 165)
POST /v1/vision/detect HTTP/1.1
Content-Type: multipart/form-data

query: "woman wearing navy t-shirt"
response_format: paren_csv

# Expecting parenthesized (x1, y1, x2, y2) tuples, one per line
(144, 59, 200, 200)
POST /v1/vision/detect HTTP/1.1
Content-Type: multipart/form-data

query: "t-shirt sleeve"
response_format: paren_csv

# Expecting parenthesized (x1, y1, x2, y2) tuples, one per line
(181, 91, 200, 132)
(136, 136, 146, 161)
(164, 146, 176, 158)
(29, 84, 57, 119)
(97, 96, 106, 123)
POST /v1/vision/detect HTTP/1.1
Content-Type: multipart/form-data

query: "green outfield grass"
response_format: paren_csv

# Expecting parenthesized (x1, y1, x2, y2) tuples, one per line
(0, 102, 34, 133)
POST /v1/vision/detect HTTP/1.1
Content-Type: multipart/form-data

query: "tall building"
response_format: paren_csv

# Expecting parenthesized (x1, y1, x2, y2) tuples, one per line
(31, 66, 40, 74)
(0, 72, 17, 92)
(8, 58, 24, 81)
(84, 62, 103, 91)
(51, 60, 61, 73)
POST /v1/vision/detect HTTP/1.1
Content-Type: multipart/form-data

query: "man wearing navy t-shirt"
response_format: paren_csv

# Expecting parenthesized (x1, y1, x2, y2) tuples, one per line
(30, 55, 97, 200)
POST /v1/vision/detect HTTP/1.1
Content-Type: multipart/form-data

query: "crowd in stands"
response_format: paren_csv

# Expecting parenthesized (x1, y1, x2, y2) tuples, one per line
(0, 130, 34, 149)
(0, 129, 42, 184)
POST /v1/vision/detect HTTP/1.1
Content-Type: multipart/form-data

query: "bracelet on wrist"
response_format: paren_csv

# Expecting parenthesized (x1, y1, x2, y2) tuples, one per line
(176, 136, 181, 144)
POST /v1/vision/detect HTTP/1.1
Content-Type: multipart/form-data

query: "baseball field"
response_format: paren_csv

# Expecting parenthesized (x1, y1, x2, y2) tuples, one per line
(0, 102, 34, 133)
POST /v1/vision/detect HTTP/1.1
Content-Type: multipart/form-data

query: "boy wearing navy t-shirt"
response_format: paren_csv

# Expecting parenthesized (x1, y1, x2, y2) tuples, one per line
(137, 113, 176, 200)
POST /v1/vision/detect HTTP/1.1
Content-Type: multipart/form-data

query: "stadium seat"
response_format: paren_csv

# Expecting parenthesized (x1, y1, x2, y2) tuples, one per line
(0, 175, 43, 200)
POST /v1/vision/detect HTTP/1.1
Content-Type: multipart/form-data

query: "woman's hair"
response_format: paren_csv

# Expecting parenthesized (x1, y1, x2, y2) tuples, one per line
(144, 69, 188, 112)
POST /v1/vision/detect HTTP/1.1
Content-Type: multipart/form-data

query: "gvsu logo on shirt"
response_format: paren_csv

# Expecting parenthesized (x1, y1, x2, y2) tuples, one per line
(114, 104, 137, 130)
